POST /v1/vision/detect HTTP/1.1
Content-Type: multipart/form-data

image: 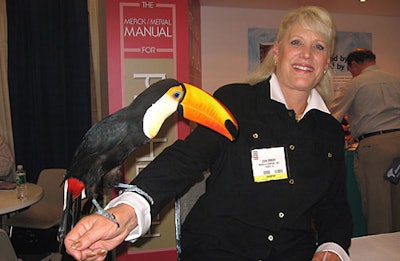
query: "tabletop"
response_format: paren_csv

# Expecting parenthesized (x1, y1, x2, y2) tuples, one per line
(349, 232, 400, 260)
(0, 183, 43, 215)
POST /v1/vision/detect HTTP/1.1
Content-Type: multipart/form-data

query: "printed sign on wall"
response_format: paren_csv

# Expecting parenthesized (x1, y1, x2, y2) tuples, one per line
(106, 1, 193, 257)
(122, 2, 175, 59)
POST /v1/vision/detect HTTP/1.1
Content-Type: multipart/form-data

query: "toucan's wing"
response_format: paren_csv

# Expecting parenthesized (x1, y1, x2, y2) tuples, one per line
(74, 110, 131, 156)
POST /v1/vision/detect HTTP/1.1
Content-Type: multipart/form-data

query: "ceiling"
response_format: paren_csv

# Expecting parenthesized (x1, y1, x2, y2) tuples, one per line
(199, 0, 400, 17)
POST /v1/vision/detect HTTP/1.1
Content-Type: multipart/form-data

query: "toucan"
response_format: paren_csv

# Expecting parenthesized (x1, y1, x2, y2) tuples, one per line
(57, 78, 238, 246)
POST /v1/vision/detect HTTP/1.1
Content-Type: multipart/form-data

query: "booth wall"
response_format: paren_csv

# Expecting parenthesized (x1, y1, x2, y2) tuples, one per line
(200, 6, 400, 94)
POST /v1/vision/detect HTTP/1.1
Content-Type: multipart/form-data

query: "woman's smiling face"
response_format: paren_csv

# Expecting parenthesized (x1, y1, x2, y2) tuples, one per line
(273, 22, 331, 94)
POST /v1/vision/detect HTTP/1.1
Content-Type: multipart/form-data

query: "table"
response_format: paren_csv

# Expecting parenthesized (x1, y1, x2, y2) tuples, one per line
(349, 232, 400, 260)
(0, 183, 43, 228)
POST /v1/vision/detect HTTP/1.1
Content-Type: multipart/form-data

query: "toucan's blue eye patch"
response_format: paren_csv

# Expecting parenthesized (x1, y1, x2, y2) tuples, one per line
(173, 91, 181, 99)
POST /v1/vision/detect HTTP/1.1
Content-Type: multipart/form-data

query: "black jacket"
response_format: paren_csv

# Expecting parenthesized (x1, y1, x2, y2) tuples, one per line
(133, 79, 353, 260)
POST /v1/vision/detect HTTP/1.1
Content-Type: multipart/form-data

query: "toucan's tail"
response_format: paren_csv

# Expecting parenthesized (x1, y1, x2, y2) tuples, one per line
(57, 192, 82, 250)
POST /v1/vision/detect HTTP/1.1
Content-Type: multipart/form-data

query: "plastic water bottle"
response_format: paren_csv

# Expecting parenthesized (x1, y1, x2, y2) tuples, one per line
(16, 165, 27, 199)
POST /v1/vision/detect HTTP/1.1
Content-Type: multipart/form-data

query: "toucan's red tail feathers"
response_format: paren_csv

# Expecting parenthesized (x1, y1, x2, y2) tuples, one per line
(67, 177, 85, 200)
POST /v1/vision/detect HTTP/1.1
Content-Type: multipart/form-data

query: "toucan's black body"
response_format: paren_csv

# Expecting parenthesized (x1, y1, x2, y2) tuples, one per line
(57, 78, 238, 248)
(68, 79, 182, 196)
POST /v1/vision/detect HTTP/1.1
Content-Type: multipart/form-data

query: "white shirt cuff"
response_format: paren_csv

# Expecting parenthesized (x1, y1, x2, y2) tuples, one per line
(105, 192, 151, 242)
(316, 242, 351, 261)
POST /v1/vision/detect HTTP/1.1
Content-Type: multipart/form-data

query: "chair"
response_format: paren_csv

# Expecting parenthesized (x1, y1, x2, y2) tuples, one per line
(174, 171, 209, 260)
(7, 168, 66, 229)
(0, 228, 21, 261)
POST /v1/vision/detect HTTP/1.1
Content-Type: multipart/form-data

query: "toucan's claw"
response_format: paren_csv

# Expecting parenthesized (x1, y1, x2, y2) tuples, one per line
(92, 199, 120, 228)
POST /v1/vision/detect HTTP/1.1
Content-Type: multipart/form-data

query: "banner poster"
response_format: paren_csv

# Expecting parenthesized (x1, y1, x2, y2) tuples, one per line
(248, 28, 372, 90)
(106, 0, 192, 256)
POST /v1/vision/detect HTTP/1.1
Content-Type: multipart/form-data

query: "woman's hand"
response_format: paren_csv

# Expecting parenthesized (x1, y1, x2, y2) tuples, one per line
(64, 203, 138, 261)
(312, 251, 341, 261)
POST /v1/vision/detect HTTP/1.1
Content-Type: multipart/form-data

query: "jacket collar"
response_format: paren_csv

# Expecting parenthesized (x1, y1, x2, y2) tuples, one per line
(269, 73, 330, 117)
(252, 74, 330, 121)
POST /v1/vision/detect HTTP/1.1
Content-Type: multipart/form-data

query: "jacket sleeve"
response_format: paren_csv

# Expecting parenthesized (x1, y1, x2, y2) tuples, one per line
(131, 117, 231, 218)
(312, 126, 353, 252)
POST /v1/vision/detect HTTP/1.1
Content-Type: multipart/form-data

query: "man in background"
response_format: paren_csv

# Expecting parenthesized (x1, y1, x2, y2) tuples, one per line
(330, 48, 400, 235)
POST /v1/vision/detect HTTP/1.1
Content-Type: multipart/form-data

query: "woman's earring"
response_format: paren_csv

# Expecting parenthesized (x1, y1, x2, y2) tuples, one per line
(323, 69, 327, 75)
(274, 60, 277, 66)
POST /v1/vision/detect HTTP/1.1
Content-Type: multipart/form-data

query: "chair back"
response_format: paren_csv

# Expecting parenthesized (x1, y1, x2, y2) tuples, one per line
(36, 168, 66, 211)
(0, 228, 19, 261)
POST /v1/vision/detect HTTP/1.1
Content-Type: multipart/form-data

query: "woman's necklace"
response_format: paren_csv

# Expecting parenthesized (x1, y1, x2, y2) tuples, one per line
(295, 112, 303, 122)
(295, 104, 307, 122)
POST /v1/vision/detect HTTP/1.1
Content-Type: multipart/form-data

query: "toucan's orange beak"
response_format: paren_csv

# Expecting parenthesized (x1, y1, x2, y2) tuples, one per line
(179, 83, 238, 141)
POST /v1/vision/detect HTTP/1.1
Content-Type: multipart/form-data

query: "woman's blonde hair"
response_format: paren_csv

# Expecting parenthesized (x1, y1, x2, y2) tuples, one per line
(246, 6, 336, 103)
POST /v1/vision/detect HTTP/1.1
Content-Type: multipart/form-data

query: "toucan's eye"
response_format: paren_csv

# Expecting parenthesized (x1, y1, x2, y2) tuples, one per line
(173, 91, 181, 99)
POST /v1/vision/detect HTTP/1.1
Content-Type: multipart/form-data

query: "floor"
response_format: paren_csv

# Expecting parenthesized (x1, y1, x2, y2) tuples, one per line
(18, 253, 62, 261)
(10, 226, 66, 261)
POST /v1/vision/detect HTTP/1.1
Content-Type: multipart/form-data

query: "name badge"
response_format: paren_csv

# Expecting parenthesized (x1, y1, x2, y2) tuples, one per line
(251, 147, 288, 182)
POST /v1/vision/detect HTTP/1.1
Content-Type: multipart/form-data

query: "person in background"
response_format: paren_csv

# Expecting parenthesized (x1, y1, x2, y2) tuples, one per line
(0, 133, 15, 182)
(65, 6, 352, 261)
(329, 48, 400, 235)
